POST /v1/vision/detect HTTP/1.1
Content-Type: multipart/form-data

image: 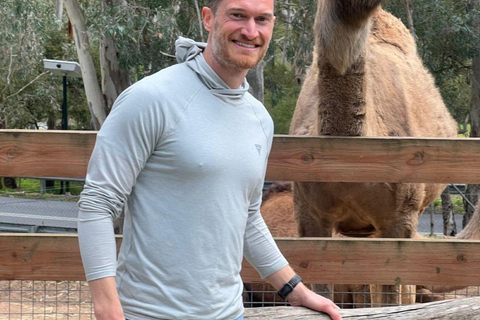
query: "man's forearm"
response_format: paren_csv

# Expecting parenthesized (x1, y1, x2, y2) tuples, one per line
(265, 264, 297, 290)
(89, 277, 124, 320)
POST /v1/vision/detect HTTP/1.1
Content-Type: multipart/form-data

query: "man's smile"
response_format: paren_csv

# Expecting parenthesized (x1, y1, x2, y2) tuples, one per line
(233, 40, 260, 49)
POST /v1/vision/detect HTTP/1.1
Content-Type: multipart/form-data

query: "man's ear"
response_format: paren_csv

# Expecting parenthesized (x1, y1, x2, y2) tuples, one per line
(202, 7, 214, 32)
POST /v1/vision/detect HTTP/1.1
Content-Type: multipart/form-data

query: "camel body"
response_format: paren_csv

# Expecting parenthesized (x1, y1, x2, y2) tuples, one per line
(289, 1, 457, 305)
(290, 2, 457, 242)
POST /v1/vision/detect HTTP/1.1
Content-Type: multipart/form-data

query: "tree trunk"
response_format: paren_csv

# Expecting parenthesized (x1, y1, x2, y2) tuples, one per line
(246, 60, 266, 104)
(441, 186, 456, 236)
(465, 0, 480, 227)
(64, 0, 107, 130)
(3, 177, 17, 189)
(98, 0, 129, 234)
(244, 297, 480, 319)
(55, 0, 63, 20)
(281, 0, 292, 66)
(99, 0, 130, 116)
(403, 0, 416, 41)
(193, 0, 204, 41)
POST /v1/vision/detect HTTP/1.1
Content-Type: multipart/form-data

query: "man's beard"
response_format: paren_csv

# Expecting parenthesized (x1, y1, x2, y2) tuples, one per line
(211, 26, 268, 70)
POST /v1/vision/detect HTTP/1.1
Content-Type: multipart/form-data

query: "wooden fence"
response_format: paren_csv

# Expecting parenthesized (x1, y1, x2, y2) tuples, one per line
(1, 129, 480, 288)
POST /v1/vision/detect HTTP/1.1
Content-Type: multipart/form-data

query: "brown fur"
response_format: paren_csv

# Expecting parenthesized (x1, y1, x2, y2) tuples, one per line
(457, 202, 480, 240)
(261, 182, 298, 238)
(289, 1, 457, 306)
(258, 186, 480, 306)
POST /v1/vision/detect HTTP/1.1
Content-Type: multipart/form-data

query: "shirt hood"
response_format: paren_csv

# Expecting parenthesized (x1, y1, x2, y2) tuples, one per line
(175, 36, 249, 104)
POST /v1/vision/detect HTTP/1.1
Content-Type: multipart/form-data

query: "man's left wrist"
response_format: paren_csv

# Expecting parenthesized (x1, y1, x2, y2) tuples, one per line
(277, 274, 303, 299)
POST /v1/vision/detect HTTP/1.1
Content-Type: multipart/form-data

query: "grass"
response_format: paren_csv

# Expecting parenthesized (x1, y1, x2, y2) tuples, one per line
(432, 194, 466, 215)
(0, 178, 84, 200)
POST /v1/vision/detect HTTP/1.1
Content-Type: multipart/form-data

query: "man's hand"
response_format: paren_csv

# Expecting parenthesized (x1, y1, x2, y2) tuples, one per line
(287, 283, 342, 320)
(88, 277, 125, 320)
(266, 266, 342, 320)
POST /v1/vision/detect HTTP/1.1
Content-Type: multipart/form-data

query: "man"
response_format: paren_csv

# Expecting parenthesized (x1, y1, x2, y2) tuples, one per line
(78, 0, 342, 319)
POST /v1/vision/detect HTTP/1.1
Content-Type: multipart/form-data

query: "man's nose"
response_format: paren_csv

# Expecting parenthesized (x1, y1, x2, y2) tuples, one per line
(241, 18, 259, 40)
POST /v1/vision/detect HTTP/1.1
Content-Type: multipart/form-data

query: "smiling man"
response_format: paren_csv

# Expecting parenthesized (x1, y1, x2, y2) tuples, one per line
(78, 1, 342, 320)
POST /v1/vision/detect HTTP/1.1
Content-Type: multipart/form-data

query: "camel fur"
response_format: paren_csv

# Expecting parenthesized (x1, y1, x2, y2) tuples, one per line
(289, 0, 457, 306)
(257, 183, 480, 307)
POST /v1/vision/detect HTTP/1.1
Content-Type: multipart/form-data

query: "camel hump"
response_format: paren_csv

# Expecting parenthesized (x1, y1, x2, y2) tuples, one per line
(370, 9, 416, 56)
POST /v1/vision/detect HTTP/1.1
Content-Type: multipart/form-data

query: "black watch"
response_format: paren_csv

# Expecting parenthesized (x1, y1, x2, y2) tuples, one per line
(277, 274, 303, 299)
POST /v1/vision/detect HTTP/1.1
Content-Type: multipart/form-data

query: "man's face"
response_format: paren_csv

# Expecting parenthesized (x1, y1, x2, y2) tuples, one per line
(204, 0, 275, 71)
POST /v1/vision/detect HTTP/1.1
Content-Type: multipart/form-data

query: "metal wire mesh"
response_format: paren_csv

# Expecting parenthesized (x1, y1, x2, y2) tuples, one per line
(0, 281, 93, 320)
(1, 280, 479, 318)
(243, 282, 480, 309)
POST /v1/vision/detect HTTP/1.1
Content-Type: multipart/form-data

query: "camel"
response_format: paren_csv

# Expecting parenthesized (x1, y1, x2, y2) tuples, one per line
(257, 183, 480, 307)
(288, 0, 458, 306)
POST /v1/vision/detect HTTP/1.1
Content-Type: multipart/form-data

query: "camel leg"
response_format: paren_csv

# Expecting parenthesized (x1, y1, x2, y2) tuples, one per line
(293, 183, 335, 300)
(371, 189, 420, 306)
(293, 183, 334, 238)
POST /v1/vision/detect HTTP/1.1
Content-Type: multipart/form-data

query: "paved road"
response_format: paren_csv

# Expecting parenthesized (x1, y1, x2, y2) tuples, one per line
(418, 212, 464, 235)
(0, 195, 466, 234)
(0, 196, 78, 230)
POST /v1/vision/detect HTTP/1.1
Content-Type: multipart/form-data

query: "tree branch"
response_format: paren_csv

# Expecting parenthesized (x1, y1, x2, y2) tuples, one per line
(1, 48, 15, 95)
(159, 51, 176, 58)
(4, 72, 49, 102)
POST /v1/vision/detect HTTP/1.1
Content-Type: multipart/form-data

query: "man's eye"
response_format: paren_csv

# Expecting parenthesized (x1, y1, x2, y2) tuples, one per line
(256, 17, 270, 23)
(232, 13, 244, 19)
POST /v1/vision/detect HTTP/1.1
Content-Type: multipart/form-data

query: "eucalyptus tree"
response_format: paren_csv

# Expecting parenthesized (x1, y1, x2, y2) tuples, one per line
(64, 0, 208, 129)
(0, 0, 62, 129)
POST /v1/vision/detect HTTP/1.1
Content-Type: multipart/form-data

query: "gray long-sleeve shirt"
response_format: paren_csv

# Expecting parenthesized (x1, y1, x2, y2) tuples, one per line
(77, 38, 288, 320)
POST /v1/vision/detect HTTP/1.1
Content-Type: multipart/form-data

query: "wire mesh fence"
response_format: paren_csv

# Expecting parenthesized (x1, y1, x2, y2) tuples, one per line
(0, 281, 93, 320)
(1, 280, 479, 319)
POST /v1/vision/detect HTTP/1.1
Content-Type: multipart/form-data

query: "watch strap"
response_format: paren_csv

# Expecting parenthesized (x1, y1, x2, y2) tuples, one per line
(277, 274, 303, 299)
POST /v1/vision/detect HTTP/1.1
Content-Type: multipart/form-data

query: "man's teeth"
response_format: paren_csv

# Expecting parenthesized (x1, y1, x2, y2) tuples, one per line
(235, 41, 256, 48)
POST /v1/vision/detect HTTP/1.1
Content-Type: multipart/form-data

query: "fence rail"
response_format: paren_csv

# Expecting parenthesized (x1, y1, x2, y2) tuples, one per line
(1, 130, 480, 289)
(2, 130, 480, 183)
(1, 234, 479, 286)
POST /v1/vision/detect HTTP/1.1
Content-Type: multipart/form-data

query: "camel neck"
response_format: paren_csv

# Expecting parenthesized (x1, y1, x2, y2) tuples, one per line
(316, 53, 367, 136)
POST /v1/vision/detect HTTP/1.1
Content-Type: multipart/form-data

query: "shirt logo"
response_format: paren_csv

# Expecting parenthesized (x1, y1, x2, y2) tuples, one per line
(255, 144, 262, 156)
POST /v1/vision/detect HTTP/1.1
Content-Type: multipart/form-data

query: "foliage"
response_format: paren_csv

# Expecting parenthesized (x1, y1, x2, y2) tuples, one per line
(264, 62, 301, 134)
(1, 0, 478, 133)
(384, 0, 480, 124)
(0, 178, 84, 197)
(84, 0, 208, 81)
(0, 0, 91, 130)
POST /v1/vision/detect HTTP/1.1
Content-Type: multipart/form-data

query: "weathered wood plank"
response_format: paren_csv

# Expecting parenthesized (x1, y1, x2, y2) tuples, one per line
(241, 238, 480, 286)
(2, 234, 480, 287)
(0, 130, 95, 178)
(2, 130, 480, 183)
(243, 297, 480, 319)
(266, 135, 480, 183)
(0, 234, 120, 281)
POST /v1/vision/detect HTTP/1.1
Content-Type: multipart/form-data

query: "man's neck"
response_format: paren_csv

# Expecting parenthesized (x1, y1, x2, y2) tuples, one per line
(203, 47, 248, 89)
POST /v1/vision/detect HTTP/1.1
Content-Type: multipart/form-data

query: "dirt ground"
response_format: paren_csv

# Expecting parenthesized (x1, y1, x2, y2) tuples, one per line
(0, 281, 93, 320)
